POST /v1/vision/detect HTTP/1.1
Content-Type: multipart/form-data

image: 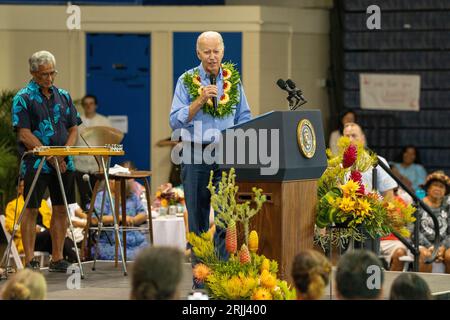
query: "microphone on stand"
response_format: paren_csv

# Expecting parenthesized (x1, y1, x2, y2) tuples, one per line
(82, 174, 113, 246)
(276, 79, 297, 108)
(286, 79, 307, 103)
(209, 73, 218, 109)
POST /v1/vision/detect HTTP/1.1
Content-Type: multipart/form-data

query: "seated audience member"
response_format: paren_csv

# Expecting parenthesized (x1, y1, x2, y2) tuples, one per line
(5, 179, 77, 264)
(120, 160, 149, 213)
(391, 146, 427, 193)
(342, 123, 397, 253)
(414, 171, 450, 273)
(120, 161, 145, 197)
(336, 250, 384, 300)
(343, 123, 397, 198)
(1, 269, 46, 300)
(67, 202, 88, 246)
(92, 180, 149, 260)
(130, 247, 183, 300)
(329, 109, 356, 155)
(389, 273, 432, 300)
(74, 94, 112, 211)
(291, 249, 331, 300)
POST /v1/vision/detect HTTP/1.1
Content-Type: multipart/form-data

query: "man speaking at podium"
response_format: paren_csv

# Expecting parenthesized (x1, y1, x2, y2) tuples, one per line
(12, 50, 82, 272)
(169, 31, 252, 270)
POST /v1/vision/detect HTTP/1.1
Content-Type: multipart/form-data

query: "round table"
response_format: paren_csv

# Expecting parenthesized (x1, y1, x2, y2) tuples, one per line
(151, 215, 186, 251)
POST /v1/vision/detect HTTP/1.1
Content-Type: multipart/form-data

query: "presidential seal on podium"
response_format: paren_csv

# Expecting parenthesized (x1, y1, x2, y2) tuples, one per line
(297, 119, 316, 158)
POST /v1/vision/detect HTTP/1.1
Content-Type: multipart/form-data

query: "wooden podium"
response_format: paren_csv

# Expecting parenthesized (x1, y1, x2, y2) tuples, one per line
(219, 111, 327, 281)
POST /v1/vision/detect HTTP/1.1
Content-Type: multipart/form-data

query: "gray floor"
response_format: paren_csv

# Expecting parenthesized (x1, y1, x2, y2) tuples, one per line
(1, 260, 450, 300)
(1, 260, 194, 300)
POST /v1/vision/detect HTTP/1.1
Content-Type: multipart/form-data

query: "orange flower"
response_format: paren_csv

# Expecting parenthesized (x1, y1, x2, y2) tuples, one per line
(193, 263, 211, 283)
(239, 244, 251, 264)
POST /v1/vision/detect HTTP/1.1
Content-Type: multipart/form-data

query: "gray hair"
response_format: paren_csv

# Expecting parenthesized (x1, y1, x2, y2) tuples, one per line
(196, 31, 224, 52)
(29, 51, 56, 72)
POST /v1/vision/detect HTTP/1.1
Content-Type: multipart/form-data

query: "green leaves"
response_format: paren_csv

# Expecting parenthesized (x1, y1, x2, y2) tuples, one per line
(207, 168, 267, 245)
(0, 90, 19, 205)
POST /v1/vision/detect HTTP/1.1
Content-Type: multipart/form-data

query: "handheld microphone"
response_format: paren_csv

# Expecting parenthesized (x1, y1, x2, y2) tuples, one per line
(209, 73, 218, 109)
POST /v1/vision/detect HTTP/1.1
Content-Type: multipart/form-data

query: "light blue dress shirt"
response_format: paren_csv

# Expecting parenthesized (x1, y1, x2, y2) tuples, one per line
(170, 63, 252, 144)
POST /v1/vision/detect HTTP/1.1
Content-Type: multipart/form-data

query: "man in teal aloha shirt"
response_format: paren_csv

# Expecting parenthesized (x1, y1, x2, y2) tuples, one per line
(12, 50, 82, 272)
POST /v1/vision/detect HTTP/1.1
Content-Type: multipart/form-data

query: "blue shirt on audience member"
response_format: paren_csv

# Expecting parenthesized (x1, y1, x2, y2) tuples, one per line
(92, 191, 149, 260)
(392, 162, 427, 192)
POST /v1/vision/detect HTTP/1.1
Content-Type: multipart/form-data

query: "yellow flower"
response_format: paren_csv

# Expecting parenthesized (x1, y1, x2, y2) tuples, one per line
(240, 276, 258, 297)
(252, 287, 272, 300)
(155, 191, 161, 198)
(206, 98, 213, 106)
(222, 68, 232, 80)
(260, 269, 277, 289)
(219, 93, 230, 105)
(224, 276, 244, 299)
(339, 196, 356, 213)
(248, 230, 259, 253)
(357, 198, 372, 218)
(193, 74, 201, 86)
(337, 136, 351, 152)
(197, 86, 204, 96)
(261, 259, 270, 272)
(341, 180, 360, 197)
(160, 199, 169, 208)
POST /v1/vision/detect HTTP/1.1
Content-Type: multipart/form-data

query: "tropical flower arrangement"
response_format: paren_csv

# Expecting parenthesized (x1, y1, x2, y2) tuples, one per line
(383, 196, 416, 238)
(153, 183, 185, 208)
(183, 61, 240, 118)
(315, 137, 416, 249)
(187, 168, 296, 300)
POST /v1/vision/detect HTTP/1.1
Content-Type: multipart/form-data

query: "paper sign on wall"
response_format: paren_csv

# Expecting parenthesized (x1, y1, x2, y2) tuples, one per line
(360, 73, 421, 111)
(108, 115, 128, 133)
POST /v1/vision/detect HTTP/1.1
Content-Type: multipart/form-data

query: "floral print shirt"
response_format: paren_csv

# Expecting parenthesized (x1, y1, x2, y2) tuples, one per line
(417, 195, 450, 248)
(12, 80, 82, 175)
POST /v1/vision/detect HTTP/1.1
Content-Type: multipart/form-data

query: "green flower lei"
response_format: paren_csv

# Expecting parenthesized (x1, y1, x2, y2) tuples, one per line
(183, 62, 240, 118)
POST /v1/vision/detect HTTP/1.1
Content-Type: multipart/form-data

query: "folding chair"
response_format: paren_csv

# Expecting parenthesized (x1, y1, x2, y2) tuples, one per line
(0, 215, 49, 270)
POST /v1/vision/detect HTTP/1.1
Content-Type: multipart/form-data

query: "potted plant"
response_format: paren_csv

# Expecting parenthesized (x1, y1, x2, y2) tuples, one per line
(0, 90, 19, 212)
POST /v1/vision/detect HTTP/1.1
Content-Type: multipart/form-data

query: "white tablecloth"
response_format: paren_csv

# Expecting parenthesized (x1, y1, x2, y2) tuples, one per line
(152, 216, 186, 251)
